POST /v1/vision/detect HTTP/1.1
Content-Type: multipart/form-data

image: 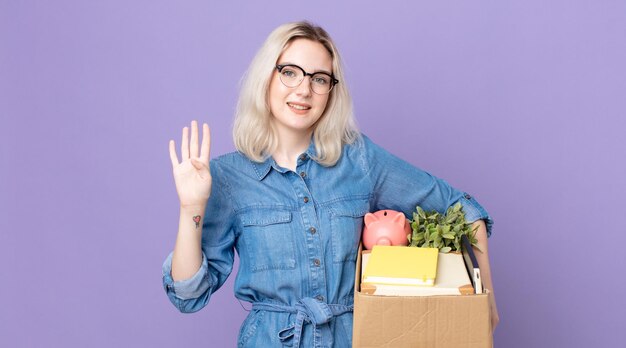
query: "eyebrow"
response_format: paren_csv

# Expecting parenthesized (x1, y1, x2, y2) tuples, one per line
(278, 62, 333, 76)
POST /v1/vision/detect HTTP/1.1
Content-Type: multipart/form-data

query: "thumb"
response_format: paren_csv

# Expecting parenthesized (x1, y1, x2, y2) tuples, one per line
(190, 158, 208, 172)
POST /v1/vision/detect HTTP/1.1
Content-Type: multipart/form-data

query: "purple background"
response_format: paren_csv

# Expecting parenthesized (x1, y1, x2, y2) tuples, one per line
(1, 1, 625, 347)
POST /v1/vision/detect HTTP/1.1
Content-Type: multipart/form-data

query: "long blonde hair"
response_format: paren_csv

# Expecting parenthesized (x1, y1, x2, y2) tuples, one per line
(233, 21, 359, 166)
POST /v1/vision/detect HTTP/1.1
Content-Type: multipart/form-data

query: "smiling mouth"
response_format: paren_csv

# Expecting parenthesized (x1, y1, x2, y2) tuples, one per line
(287, 102, 311, 111)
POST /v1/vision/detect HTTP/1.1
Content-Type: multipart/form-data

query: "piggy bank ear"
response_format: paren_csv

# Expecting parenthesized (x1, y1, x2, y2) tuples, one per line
(364, 212, 378, 226)
(392, 211, 405, 226)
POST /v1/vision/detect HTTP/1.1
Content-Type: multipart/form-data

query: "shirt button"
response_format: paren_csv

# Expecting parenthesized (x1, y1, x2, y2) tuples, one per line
(464, 193, 472, 200)
(303, 197, 309, 203)
(315, 295, 324, 302)
(309, 227, 316, 234)
(300, 171, 306, 178)
(299, 154, 307, 161)
(313, 258, 321, 266)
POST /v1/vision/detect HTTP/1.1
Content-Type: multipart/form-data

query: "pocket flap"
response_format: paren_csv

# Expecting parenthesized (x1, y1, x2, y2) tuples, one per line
(329, 198, 370, 217)
(241, 210, 292, 227)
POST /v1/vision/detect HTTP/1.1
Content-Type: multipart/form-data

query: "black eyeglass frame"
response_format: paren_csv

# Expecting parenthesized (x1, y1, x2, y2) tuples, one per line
(275, 64, 339, 94)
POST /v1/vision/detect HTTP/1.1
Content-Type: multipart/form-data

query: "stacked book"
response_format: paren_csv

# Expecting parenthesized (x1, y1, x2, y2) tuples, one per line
(361, 235, 482, 296)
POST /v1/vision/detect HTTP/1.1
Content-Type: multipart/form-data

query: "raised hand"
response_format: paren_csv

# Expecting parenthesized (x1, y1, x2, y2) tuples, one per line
(169, 121, 212, 207)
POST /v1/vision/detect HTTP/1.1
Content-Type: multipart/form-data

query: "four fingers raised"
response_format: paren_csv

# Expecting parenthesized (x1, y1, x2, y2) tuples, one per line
(170, 121, 211, 167)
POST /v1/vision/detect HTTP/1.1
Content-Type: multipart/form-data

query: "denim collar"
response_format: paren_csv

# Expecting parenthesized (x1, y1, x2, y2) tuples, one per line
(251, 137, 318, 181)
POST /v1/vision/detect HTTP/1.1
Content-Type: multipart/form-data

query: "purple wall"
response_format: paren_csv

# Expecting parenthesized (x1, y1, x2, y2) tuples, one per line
(2, 1, 624, 347)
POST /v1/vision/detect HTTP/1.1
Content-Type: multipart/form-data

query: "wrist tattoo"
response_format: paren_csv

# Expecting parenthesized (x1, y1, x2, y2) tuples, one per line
(192, 215, 201, 228)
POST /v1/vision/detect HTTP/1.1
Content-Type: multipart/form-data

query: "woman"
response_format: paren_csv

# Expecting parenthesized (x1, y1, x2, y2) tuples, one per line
(163, 21, 499, 347)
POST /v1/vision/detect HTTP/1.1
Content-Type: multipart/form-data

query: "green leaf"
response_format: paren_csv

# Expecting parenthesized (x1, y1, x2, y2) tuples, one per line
(442, 233, 455, 239)
(417, 207, 426, 219)
(440, 247, 452, 253)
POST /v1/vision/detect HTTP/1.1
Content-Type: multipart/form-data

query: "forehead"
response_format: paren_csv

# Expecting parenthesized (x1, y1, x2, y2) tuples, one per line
(278, 39, 333, 72)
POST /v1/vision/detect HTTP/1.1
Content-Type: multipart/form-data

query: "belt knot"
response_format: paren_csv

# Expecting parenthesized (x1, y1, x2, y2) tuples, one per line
(251, 297, 352, 348)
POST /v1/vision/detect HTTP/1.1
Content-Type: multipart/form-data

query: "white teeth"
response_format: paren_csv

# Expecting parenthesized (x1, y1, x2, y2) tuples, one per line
(288, 103, 310, 110)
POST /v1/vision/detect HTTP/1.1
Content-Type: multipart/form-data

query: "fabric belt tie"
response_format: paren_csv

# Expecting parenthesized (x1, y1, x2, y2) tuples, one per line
(251, 297, 353, 348)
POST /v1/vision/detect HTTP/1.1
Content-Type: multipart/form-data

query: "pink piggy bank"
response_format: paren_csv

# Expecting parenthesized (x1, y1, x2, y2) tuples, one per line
(362, 210, 411, 250)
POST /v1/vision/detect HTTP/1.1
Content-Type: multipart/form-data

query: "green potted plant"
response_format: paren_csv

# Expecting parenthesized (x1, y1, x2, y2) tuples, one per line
(408, 202, 480, 253)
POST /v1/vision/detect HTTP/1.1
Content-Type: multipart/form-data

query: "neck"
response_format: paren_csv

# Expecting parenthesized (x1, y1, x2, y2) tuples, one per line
(272, 128, 313, 171)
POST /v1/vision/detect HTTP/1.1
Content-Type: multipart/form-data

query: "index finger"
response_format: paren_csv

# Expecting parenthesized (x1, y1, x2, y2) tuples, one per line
(200, 123, 211, 163)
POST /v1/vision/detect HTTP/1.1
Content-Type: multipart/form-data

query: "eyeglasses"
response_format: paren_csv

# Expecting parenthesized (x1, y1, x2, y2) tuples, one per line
(275, 64, 339, 95)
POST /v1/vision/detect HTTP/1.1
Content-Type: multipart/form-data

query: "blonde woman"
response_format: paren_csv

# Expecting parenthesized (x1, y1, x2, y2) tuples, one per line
(163, 21, 499, 347)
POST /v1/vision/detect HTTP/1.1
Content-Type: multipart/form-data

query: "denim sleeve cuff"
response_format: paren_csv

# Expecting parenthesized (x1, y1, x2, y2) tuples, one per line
(456, 193, 494, 237)
(162, 252, 212, 300)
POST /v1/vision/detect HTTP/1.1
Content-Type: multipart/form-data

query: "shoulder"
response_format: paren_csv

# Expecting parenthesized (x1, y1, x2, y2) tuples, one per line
(335, 133, 386, 174)
(342, 133, 391, 161)
(344, 133, 385, 151)
(211, 150, 247, 168)
(210, 150, 269, 182)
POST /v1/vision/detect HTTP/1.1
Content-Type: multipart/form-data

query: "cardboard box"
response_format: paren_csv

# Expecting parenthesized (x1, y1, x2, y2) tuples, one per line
(353, 244, 493, 348)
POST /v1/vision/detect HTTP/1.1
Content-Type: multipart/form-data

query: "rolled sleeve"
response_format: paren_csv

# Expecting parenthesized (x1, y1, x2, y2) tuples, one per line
(162, 252, 212, 300)
(455, 193, 494, 237)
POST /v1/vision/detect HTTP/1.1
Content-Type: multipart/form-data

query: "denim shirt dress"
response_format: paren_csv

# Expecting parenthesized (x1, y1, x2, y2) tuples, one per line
(162, 134, 493, 348)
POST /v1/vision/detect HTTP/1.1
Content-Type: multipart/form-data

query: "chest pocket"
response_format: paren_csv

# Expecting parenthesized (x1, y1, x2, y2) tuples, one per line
(240, 209, 296, 272)
(329, 198, 370, 263)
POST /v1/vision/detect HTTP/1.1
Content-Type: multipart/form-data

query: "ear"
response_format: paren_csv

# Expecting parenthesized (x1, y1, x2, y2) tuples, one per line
(364, 212, 378, 226)
(392, 211, 405, 226)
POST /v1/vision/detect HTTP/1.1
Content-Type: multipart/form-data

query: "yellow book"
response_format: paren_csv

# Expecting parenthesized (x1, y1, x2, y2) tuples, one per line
(362, 246, 438, 286)
(361, 252, 474, 296)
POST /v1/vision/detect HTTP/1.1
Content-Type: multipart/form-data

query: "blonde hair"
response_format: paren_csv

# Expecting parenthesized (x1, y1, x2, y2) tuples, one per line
(233, 21, 359, 166)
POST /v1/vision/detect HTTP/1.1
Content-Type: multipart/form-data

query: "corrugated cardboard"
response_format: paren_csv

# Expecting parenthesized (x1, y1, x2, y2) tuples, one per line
(353, 244, 493, 348)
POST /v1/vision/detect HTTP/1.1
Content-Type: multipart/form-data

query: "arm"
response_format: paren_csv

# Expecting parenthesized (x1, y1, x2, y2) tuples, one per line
(172, 205, 205, 281)
(472, 220, 500, 333)
(168, 121, 212, 281)
(162, 187, 235, 313)
(361, 135, 498, 329)
(162, 121, 235, 313)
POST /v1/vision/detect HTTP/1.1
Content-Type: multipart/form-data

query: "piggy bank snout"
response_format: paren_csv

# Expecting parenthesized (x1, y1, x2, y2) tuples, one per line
(376, 237, 392, 246)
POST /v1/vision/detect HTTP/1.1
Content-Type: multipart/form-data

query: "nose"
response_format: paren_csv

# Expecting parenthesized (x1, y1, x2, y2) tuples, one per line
(294, 76, 312, 96)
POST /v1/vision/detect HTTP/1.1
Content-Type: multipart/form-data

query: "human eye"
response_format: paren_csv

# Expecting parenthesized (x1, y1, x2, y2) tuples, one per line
(281, 67, 299, 78)
(312, 74, 330, 85)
